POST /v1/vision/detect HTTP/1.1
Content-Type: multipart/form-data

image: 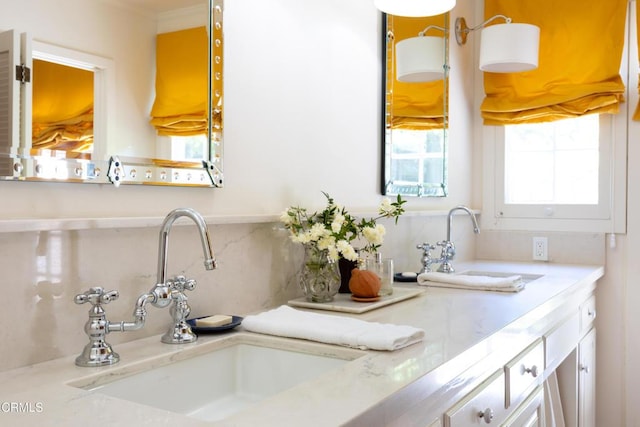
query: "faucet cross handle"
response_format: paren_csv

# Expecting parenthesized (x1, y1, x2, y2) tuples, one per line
(436, 240, 456, 274)
(437, 240, 455, 255)
(417, 243, 437, 274)
(167, 275, 197, 292)
(417, 242, 436, 252)
(74, 287, 121, 367)
(75, 287, 119, 306)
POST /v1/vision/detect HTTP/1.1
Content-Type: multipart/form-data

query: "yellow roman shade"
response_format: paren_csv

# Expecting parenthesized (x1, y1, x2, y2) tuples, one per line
(481, 0, 627, 125)
(32, 59, 94, 154)
(150, 27, 208, 136)
(389, 15, 447, 130)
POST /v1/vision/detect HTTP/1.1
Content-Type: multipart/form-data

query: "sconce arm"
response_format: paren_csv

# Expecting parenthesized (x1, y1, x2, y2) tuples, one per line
(418, 25, 448, 37)
(455, 15, 512, 46)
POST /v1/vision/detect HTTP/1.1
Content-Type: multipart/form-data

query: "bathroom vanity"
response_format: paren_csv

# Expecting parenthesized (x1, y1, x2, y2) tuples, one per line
(0, 261, 602, 426)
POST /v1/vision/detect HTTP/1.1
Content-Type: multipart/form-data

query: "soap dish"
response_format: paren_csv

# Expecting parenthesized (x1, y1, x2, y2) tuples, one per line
(187, 315, 243, 334)
(394, 272, 418, 283)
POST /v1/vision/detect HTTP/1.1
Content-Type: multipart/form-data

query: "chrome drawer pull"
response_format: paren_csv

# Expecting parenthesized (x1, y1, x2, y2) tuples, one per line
(524, 365, 539, 378)
(478, 408, 494, 424)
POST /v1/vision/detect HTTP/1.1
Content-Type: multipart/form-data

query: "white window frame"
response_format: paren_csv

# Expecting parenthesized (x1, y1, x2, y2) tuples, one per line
(482, 111, 627, 233)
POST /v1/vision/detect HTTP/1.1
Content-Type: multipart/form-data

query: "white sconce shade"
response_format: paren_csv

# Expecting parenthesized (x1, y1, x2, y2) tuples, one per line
(374, 0, 456, 17)
(396, 36, 445, 82)
(479, 23, 540, 73)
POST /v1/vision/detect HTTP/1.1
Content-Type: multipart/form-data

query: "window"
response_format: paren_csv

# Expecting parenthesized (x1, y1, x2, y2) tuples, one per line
(170, 135, 208, 162)
(385, 128, 447, 197)
(483, 111, 626, 232)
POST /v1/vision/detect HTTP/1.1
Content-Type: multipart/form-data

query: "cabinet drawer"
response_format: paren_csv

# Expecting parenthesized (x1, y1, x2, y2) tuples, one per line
(579, 295, 596, 335)
(444, 370, 506, 427)
(544, 312, 579, 372)
(502, 385, 545, 427)
(505, 338, 544, 409)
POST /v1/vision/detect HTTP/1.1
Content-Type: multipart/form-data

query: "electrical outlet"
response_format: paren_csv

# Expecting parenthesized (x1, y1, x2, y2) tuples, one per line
(533, 237, 548, 261)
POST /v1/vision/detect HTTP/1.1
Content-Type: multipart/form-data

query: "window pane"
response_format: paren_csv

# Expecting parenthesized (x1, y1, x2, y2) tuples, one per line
(170, 135, 207, 161)
(504, 115, 599, 205)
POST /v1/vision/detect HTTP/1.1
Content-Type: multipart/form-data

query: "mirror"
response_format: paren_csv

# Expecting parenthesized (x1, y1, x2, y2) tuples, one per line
(381, 13, 448, 197)
(0, 0, 223, 187)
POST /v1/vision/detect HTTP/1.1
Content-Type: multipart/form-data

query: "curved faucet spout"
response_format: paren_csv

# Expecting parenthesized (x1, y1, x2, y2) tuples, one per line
(446, 205, 480, 242)
(156, 208, 217, 287)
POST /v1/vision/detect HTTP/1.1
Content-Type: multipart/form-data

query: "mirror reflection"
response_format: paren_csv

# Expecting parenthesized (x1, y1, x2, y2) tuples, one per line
(382, 13, 449, 197)
(32, 60, 94, 158)
(0, 0, 223, 187)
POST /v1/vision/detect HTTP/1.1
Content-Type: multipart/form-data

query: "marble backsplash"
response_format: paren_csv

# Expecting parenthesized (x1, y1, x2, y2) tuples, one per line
(0, 214, 605, 372)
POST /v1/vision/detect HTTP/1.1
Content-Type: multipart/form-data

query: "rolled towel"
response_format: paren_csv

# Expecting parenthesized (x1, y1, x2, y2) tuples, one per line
(242, 305, 425, 351)
(417, 272, 524, 293)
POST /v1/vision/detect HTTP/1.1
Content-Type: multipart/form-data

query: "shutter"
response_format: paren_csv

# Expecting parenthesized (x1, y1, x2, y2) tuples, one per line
(0, 30, 20, 156)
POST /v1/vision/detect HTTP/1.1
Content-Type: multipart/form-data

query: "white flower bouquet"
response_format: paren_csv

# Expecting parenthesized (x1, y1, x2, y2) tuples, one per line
(280, 192, 406, 262)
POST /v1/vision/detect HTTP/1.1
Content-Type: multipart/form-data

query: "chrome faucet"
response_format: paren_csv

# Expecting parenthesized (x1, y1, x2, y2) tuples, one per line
(417, 206, 479, 274)
(152, 208, 216, 344)
(437, 206, 479, 273)
(74, 208, 216, 367)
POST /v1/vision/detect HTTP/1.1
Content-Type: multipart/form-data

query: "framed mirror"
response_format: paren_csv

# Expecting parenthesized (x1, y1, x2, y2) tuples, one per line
(0, 0, 223, 187)
(381, 13, 449, 197)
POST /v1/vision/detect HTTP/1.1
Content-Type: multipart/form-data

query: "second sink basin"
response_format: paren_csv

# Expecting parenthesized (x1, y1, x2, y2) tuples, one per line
(70, 335, 364, 422)
(457, 270, 543, 284)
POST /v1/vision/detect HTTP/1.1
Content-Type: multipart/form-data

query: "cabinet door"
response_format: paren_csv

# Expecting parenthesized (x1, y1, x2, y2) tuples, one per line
(502, 386, 545, 427)
(578, 328, 596, 427)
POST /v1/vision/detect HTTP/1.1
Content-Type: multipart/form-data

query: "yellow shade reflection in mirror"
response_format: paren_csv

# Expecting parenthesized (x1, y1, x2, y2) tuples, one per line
(150, 27, 208, 137)
(389, 15, 447, 129)
(32, 59, 94, 157)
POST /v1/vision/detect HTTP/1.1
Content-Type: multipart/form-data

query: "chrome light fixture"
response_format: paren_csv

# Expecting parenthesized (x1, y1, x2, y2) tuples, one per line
(396, 25, 447, 82)
(374, 0, 456, 17)
(455, 15, 540, 73)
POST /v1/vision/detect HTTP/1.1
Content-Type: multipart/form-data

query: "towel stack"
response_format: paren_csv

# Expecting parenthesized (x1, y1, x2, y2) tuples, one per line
(242, 305, 425, 351)
(417, 272, 524, 293)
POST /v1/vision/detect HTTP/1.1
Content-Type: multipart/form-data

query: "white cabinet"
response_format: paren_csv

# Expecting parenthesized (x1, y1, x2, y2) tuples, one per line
(552, 294, 597, 427)
(382, 276, 599, 427)
(578, 328, 596, 427)
(444, 292, 596, 427)
(445, 341, 545, 427)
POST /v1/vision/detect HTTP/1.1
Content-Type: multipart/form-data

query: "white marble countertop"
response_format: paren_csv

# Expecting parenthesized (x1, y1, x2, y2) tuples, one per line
(0, 261, 603, 426)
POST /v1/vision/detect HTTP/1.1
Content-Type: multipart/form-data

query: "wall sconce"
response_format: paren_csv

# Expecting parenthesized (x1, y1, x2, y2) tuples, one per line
(396, 25, 447, 82)
(455, 15, 540, 73)
(374, 0, 456, 17)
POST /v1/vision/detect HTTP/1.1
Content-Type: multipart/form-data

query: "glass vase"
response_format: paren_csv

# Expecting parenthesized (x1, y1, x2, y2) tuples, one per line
(299, 245, 340, 303)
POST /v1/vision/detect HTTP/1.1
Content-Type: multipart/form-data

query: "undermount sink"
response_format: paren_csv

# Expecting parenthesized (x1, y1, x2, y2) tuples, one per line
(457, 270, 544, 284)
(70, 336, 364, 422)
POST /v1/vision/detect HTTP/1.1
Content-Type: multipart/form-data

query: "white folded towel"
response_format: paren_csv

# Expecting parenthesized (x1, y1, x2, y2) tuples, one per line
(417, 272, 524, 293)
(242, 305, 425, 351)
